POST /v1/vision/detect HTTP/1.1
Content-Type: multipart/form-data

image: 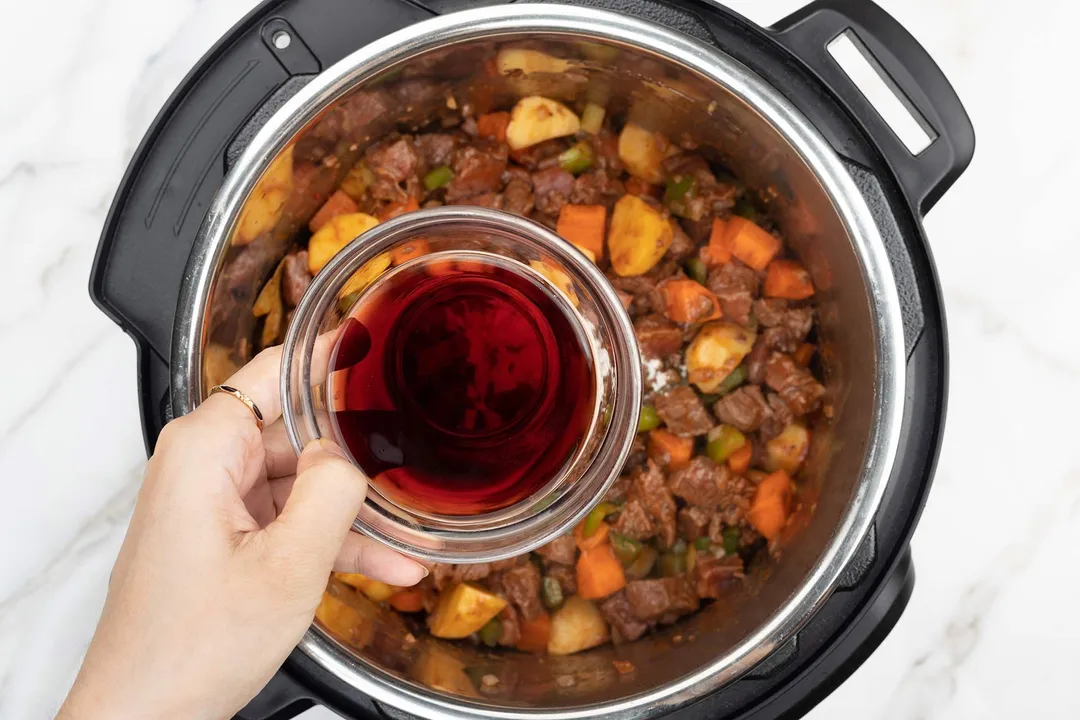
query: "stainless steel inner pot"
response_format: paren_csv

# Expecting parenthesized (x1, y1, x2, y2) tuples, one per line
(172, 4, 906, 718)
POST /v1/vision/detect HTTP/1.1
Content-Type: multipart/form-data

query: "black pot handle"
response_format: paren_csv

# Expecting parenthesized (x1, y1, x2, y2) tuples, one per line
(234, 669, 315, 720)
(770, 0, 975, 215)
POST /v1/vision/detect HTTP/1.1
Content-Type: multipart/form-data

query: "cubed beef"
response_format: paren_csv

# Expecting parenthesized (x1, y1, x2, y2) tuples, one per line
(713, 385, 770, 433)
(338, 90, 393, 140)
(498, 605, 522, 647)
(510, 138, 565, 169)
(282, 251, 312, 307)
(668, 456, 728, 507)
(600, 591, 649, 642)
(654, 386, 715, 437)
(624, 576, 699, 621)
(704, 470, 755, 528)
(604, 473, 633, 503)
(678, 506, 712, 540)
(535, 535, 577, 565)
(707, 261, 759, 326)
(546, 564, 577, 597)
(681, 215, 714, 244)
(760, 392, 794, 439)
(754, 298, 788, 326)
(616, 289, 634, 312)
(447, 141, 507, 201)
(532, 167, 576, 216)
(609, 274, 663, 318)
(457, 192, 502, 209)
(570, 169, 625, 208)
(502, 178, 535, 216)
(634, 314, 684, 358)
(366, 137, 420, 200)
(765, 353, 825, 415)
(745, 335, 771, 385)
(586, 130, 623, 172)
(759, 307, 813, 353)
(666, 220, 697, 262)
(414, 133, 458, 168)
(630, 461, 677, 548)
(432, 562, 493, 591)
(692, 555, 744, 599)
(611, 499, 656, 540)
(501, 562, 543, 620)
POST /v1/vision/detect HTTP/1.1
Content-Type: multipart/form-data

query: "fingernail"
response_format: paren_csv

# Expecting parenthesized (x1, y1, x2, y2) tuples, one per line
(314, 438, 349, 459)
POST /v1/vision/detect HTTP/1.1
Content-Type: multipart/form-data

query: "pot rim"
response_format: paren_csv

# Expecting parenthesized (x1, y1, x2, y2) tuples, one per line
(171, 4, 906, 718)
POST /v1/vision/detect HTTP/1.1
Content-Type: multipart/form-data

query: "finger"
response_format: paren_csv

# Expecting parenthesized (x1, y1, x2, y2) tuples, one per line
(262, 419, 298, 479)
(268, 439, 368, 570)
(201, 344, 284, 429)
(334, 533, 429, 586)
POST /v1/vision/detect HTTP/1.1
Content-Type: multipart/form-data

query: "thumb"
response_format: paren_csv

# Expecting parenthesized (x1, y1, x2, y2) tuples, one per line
(270, 439, 367, 570)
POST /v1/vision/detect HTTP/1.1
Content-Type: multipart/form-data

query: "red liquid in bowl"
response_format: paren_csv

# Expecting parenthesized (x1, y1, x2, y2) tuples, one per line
(328, 256, 595, 516)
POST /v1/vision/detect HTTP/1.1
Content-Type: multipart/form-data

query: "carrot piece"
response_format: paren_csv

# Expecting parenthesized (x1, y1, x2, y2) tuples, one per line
(660, 278, 722, 324)
(793, 342, 815, 367)
(574, 520, 610, 551)
(390, 238, 431, 266)
(727, 442, 753, 475)
(576, 544, 627, 599)
(388, 588, 425, 613)
(477, 111, 512, 143)
(309, 190, 359, 232)
(377, 196, 420, 221)
(748, 470, 793, 540)
(624, 177, 656, 197)
(725, 216, 781, 271)
(556, 204, 607, 260)
(702, 217, 732, 267)
(648, 429, 694, 471)
(764, 259, 815, 300)
(517, 611, 552, 653)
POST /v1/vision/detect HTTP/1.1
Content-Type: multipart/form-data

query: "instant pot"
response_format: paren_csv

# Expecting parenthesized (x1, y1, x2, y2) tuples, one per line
(90, 0, 973, 718)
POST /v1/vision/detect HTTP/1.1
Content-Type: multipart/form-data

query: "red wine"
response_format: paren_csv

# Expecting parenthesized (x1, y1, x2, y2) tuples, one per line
(328, 254, 595, 516)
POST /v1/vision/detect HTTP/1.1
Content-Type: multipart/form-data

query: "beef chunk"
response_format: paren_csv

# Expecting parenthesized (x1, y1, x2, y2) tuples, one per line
(414, 133, 458, 167)
(535, 535, 577, 566)
(692, 555, 744, 599)
(681, 215, 714, 244)
(679, 506, 712, 540)
(532, 167, 576, 216)
(666, 220, 696, 262)
(756, 301, 813, 352)
(604, 473, 633, 503)
(630, 461, 677, 548)
(570, 169, 625, 208)
(668, 456, 728, 507)
(447, 141, 507, 201)
(624, 577, 699, 622)
(634, 314, 684, 358)
(497, 605, 522, 647)
(366, 137, 420, 200)
(654, 386, 715, 437)
(586, 130, 623, 172)
(609, 274, 663, 318)
(282, 251, 312, 307)
(501, 562, 543, 620)
(754, 298, 788, 326)
(765, 353, 825, 415)
(432, 563, 492, 591)
(338, 90, 393, 141)
(457, 192, 502, 209)
(502, 178, 535, 216)
(546, 563, 577, 597)
(745, 335, 771, 385)
(510, 138, 564, 169)
(707, 261, 759, 326)
(600, 591, 649, 642)
(704, 471, 755, 528)
(760, 392, 794, 439)
(713, 386, 769, 433)
(611, 499, 655, 540)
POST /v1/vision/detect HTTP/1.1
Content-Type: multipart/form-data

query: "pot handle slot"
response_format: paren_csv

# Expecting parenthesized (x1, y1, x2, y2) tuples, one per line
(771, 0, 974, 216)
(233, 669, 315, 720)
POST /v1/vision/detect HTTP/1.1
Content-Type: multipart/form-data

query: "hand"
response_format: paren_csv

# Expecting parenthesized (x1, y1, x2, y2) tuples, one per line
(57, 345, 427, 720)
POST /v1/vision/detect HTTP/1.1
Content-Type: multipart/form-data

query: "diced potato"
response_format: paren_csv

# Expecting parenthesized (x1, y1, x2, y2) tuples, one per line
(506, 96, 581, 150)
(686, 322, 756, 393)
(765, 423, 811, 474)
(496, 48, 572, 75)
(339, 253, 392, 298)
(234, 146, 294, 246)
(307, 212, 380, 274)
(530, 260, 579, 307)
(429, 583, 507, 639)
(252, 258, 286, 350)
(339, 163, 375, 202)
(617, 123, 666, 184)
(411, 643, 480, 698)
(547, 595, 610, 656)
(315, 592, 374, 649)
(580, 102, 606, 135)
(608, 195, 672, 276)
(334, 573, 398, 602)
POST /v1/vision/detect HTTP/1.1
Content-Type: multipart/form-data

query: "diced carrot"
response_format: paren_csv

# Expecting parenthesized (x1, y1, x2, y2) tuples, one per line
(648, 429, 694, 471)
(624, 177, 656, 197)
(726, 217, 781, 271)
(574, 520, 610, 551)
(517, 611, 552, 653)
(764, 259, 815, 300)
(660, 279, 722, 324)
(748, 470, 793, 540)
(702, 217, 732, 266)
(793, 342, 815, 366)
(477, 111, 511, 143)
(377, 196, 420, 221)
(390, 238, 431, 266)
(727, 442, 753, 475)
(556, 204, 607, 260)
(576, 544, 627, 599)
(309, 190, 359, 232)
(388, 588, 425, 613)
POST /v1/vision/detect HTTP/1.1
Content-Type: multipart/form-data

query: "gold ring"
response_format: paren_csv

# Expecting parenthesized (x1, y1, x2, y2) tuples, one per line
(209, 385, 265, 430)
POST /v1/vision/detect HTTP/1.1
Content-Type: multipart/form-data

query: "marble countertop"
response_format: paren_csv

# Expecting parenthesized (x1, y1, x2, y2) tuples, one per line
(2, 0, 1074, 717)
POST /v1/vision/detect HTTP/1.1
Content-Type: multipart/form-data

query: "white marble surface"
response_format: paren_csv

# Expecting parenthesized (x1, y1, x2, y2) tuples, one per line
(1, 0, 1075, 717)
